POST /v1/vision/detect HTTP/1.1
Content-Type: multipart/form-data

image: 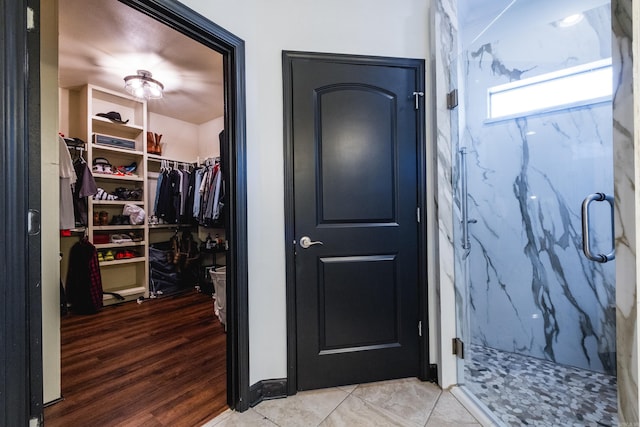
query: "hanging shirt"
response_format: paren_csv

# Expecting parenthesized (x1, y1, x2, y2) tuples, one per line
(153, 171, 164, 216)
(59, 135, 77, 229)
(73, 160, 97, 226)
(192, 168, 204, 219)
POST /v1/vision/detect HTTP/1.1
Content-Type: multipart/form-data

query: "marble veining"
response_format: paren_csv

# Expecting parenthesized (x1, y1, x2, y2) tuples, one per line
(435, 0, 462, 388)
(611, 0, 637, 423)
(459, 2, 617, 376)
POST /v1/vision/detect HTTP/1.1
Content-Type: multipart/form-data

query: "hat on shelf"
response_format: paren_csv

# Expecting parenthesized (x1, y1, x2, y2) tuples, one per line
(96, 111, 129, 124)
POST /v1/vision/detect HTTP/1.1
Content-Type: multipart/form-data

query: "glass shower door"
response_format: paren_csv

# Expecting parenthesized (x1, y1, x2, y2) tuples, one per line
(454, 1, 618, 424)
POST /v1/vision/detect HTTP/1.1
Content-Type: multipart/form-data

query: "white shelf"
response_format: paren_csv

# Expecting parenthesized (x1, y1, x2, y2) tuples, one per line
(60, 84, 150, 306)
(92, 172, 144, 182)
(91, 143, 144, 156)
(95, 241, 146, 250)
(92, 115, 144, 131)
(102, 286, 146, 300)
(91, 200, 144, 206)
(93, 224, 146, 231)
(99, 256, 146, 267)
(148, 223, 194, 229)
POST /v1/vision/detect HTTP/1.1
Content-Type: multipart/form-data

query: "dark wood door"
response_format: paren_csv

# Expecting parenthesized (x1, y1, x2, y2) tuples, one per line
(2, 0, 43, 425)
(286, 53, 424, 390)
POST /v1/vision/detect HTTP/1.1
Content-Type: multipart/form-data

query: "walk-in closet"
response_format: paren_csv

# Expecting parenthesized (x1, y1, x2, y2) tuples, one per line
(47, 0, 230, 424)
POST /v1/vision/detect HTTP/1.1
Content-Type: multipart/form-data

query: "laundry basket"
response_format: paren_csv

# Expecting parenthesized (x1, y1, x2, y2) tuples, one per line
(209, 267, 226, 328)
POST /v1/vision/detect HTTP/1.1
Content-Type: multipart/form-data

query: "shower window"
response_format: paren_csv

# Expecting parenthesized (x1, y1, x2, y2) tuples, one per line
(487, 57, 612, 120)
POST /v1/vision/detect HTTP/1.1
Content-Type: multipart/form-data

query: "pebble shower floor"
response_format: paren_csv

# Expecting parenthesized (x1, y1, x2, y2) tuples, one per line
(465, 344, 618, 426)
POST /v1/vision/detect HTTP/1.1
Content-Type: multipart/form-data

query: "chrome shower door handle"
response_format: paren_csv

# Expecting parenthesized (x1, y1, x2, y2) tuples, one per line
(581, 192, 615, 263)
(459, 148, 472, 250)
(299, 236, 323, 249)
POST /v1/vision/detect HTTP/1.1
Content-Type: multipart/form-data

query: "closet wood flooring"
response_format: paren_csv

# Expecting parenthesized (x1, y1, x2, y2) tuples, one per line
(44, 291, 227, 427)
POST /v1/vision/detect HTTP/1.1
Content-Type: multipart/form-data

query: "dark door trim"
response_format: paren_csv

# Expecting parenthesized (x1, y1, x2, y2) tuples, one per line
(2, 0, 43, 424)
(282, 51, 429, 394)
(118, 0, 250, 411)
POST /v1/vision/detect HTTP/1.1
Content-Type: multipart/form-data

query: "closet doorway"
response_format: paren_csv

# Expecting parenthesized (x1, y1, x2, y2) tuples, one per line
(44, 0, 249, 423)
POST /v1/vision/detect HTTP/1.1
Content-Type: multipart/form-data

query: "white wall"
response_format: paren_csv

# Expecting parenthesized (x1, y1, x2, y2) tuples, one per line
(147, 113, 223, 162)
(198, 115, 224, 160)
(42, 0, 61, 402)
(148, 112, 200, 161)
(179, 0, 430, 384)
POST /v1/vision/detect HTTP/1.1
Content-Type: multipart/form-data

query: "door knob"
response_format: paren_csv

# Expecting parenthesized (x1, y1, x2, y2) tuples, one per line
(299, 236, 323, 249)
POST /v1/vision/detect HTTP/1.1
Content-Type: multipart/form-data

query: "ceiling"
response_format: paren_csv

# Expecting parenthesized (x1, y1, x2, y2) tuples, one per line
(58, 0, 224, 124)
(458, 0, 610, 49)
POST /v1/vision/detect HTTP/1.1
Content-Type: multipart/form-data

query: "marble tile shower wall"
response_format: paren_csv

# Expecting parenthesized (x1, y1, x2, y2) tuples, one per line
(460, 4, 617, 375)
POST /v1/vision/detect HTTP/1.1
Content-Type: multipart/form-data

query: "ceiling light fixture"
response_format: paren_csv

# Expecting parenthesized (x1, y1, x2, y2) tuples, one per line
(124, 70, 164, 100)
(558, 13, 584, 27)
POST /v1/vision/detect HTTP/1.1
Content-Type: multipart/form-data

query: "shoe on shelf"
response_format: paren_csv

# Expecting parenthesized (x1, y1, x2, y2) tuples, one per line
(97, 251, 105, 262)
(128, 232, 143, 242)
(115, 250, 126, 260)
(111, 234, 133, 244)
(109, 215, 131, 225)
(94, 188, 118, 201)
(125, 250, 137, 258)
(116, 162, 137, 176)
(99, 211, 109, 226)
(104, 250, 115, 261)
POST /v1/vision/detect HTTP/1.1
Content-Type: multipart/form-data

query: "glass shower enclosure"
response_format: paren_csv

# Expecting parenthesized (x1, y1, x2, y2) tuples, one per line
(453, 0, 617, 424)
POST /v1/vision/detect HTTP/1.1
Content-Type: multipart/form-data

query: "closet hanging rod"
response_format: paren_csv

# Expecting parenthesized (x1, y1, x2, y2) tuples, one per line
(147, 155, 195, 165)
(202, 156, 220, 166)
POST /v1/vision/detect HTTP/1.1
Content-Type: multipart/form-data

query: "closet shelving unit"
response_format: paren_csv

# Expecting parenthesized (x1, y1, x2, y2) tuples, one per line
(69, 84, 149, 304)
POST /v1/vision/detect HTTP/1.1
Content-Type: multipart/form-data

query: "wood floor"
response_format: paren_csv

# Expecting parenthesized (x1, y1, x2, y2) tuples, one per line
(44, 291, 228, 427)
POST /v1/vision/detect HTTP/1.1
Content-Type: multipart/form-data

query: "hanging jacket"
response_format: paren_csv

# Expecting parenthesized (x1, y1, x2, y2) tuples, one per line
(65, 238, 103, 314)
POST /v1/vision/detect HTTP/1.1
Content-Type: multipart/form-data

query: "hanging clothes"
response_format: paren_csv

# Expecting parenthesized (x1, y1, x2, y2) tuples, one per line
(59, 135, 77, 229)
(73, 157, 97, 226)
(180, 167, 191, 219)
(192, 167, 205, 218)
(195, 158, 225, 227)
(184, 167, 197, 224)
(65, 237, 103, 314)
(156, 168, 178, 223)
(153, 169, 165, 216)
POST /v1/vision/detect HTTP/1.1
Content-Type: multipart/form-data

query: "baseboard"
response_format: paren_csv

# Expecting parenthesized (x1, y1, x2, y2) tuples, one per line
(249, 378, 288, 407)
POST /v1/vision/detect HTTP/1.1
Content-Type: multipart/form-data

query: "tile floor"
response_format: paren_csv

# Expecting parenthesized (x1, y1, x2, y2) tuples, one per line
(201, 378, 480, 427)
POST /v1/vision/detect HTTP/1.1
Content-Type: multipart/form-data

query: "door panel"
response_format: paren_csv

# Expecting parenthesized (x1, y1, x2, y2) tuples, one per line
(287, 53, 424, 390)
(319, 86, 395, 222)
(320, 255, 398, 351)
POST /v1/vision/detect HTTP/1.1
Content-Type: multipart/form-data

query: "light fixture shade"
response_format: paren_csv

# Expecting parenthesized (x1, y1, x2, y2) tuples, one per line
(124, 70, 164, 100)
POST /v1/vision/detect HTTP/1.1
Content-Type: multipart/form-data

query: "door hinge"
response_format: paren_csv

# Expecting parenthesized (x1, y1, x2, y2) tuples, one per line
(452, 337, 464, 359)
(418, 320, 422, 337)
(416, 207, 421, 223)
(447, 89, 458, 110)
(412, 91, 424, 110)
